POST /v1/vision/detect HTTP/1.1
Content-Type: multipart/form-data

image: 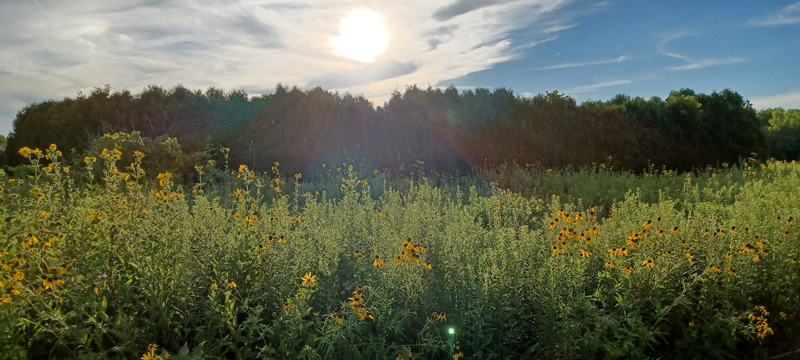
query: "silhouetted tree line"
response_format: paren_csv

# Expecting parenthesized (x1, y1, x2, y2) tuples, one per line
(7, 84, 788, 177)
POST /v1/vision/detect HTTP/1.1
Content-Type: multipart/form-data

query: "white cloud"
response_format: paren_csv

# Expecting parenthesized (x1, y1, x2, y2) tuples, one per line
(748, 2, 800, 26)
(0, 0, 578, 133)
(537, 55, 627, 70)
(750, 90, 800, 109)
(656, 31, 745, 71)
(565, 79, 631, 93)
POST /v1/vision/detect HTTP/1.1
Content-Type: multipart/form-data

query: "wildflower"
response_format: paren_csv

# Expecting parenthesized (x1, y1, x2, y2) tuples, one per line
(689, 321, 694, 327)
(604, 261, 615, 269)
(662, 251, 673, 258)
(685, 252, 695, 265)
(359, 311, 374, 320)
(551, 245, 561, 256)
(322, 163, 326, 168)
(42, 277, 63, 290)
(454, 352, 464, 360)
(243, 215, 257, 227)
(283, 302, 291, 312)
(780, 312, 787, 320)
(228, 281, 237, 289)
(624, 266, 634, 275)
(379, 213, 386, 219)
(295, 173, 302, 179)
(394, 255, 402, 265)
(642, 220, 653, 229)
(437, 313, 446, 322)
(373, 255, 384, 268)
(332, 311, 344, 324)
(424, 261, 432, 270)
(0, 295, 11, 305)
(44, 236, 58, 247)
(210, 284, 218, 291)
(301, 272, 316, 287)
(157, 172, 171, 187)
(707, 265, 721, 272)
(140, 344, 161, 360)
(354, 250, 363, 260)
(548, 219, 559, 230)
(19, 147, 32, 157)
(670, 226, 679, 233)
(655, 230, 664, 237)
(579, 249, 592, 258)
(278, 235, 286, 244)
(13, 270, 24, 281)
(642, 259, 654, 268)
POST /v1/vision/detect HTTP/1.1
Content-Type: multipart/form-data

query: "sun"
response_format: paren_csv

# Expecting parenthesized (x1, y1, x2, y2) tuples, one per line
(330, 9, 390, 63)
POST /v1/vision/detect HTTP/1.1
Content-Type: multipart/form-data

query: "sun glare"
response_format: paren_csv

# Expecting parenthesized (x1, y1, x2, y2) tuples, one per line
(330, 9, 389, 63)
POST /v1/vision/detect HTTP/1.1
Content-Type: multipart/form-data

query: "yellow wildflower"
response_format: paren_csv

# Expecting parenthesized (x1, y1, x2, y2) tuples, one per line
(373, 255, 384, 268)
(301, 272, 316, 287)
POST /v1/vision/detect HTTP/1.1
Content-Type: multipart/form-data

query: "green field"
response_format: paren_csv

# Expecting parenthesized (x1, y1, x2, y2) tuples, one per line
(1, 144, 799, 359)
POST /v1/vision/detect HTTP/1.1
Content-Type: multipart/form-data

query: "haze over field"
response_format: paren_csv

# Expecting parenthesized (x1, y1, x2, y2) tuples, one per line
(1, 0, 799, 134)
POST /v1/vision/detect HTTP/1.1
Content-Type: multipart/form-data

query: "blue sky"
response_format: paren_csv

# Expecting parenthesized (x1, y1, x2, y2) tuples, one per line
(1, 0, 799, 134)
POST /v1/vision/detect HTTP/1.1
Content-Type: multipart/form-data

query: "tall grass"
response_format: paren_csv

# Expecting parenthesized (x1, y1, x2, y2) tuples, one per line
(1, 145, 798, 359)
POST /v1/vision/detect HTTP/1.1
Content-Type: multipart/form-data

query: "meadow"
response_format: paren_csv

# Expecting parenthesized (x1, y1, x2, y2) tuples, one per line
(1, 142, 799, 359)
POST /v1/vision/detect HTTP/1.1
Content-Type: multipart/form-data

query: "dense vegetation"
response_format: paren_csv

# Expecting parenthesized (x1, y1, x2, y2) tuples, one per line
(0, 141, 798, 359)
(2, 85, 799, 358)
(7, 84, 797, 179)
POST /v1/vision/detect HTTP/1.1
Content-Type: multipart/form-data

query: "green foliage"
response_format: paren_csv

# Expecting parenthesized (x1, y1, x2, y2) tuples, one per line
(1, 145, 799, 359)
(766, 108, 800, 161)
(4, 84, 778, 176)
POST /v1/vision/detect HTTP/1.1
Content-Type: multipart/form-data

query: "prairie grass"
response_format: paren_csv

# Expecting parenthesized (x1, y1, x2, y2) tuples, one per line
(1, 145, 798, 359)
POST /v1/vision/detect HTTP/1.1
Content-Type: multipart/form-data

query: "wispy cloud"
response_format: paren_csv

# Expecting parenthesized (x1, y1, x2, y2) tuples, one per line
(432, 0, 520, 21)
(565, 79, 631, 93)
(667, 57, 744, 71)
(538, 55, 627, 70)
(748, 2, 800, 26)
(750, 89, 800, 109)
(0, 0, 579, 133)
(657, 31, 744, 71)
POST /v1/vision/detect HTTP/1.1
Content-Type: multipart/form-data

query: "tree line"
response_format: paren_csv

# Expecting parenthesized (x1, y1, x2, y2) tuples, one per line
(5, 84, 795, 176)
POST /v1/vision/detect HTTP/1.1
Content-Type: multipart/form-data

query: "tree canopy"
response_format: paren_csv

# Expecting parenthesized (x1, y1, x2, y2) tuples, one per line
(6, 84, 786, 177)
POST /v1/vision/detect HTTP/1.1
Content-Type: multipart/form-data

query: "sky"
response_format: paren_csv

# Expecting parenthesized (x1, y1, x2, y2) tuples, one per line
(1, 0, 799, 134)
